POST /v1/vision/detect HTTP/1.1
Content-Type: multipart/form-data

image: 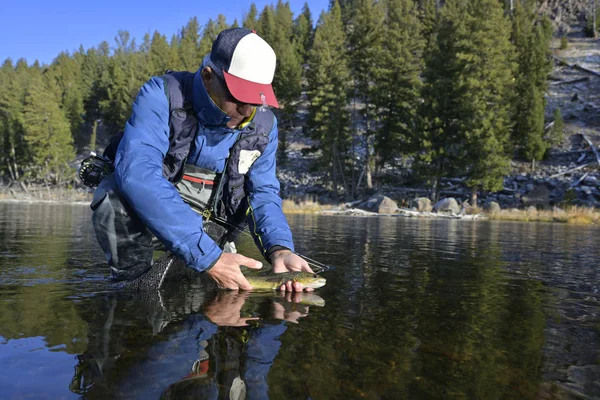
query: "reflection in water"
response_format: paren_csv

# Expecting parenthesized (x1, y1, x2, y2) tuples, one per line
(68, 284, 324, 399)
(0, 204, 599, 399)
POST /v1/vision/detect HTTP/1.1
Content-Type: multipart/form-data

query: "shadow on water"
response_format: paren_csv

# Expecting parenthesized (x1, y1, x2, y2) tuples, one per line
(0, 203, 599, 399)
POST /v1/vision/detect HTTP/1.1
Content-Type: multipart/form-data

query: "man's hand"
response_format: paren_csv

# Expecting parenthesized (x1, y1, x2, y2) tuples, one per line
(270, 250, 314, 292)
(206, 252, 262, 290)
(204, 291, 258, 327)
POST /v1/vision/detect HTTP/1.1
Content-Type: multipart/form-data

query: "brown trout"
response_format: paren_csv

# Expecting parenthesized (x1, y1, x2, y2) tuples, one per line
(245, 271, 326, 290)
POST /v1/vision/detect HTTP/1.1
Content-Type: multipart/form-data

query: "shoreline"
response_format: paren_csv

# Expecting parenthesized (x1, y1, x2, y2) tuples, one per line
(2, 188, 598, 225)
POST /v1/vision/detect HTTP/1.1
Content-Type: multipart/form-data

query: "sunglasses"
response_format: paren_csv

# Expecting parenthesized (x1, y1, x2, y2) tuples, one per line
(211, 68, 264, 108)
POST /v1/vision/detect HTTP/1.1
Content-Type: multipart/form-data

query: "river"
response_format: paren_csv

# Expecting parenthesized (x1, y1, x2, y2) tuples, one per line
(0, 202, 598, 399)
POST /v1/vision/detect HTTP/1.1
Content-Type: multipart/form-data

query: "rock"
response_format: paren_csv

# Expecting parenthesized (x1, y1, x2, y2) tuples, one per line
(412, 197, 432, 212)
(355, 194, 398, 214)
(522, 184, 550, 207)
(497, 194, 520, 208)
(526, 206, 537, 213)
(432, 197, 460, 214)
(486, 201, 501, 213)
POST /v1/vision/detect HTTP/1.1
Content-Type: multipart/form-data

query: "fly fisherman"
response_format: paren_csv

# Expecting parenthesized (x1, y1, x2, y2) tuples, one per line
(89, 28, 313, 291)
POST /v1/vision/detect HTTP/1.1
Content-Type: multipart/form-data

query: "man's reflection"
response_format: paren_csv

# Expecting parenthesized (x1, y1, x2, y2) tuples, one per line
(70, 287, 324, 399)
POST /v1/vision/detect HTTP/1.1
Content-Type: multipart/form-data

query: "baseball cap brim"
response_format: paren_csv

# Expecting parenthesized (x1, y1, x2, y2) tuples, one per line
(223, 71, 279, 108)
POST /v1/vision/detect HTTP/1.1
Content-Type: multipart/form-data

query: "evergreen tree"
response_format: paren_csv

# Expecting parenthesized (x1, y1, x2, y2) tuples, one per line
(419, 0, 515, 202)
(0, 59, 27, 180)
(257, 5, 278, 43)
(179, 17, 201, 72)
(347, 0, 386, 193)
(374, 0, 424, 170)
(306, 1, 352, 195)
(293, 3, 315, 63)
(243, 4, 259, 30)
(22, 71, 74, 183)
(81, 45, 110, 151)
(48, 52, 86, 148)
(199, 16, 230, 58)
(149, 31, 172, 75)
(511, 0, 553, 169)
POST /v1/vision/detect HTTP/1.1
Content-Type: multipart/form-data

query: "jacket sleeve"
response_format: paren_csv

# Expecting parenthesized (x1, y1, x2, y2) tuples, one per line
(245, 114, 295, 259)
(113, 77, 223, 272)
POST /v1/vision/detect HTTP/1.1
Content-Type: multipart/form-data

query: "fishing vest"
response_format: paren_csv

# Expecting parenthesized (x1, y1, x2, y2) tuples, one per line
(104, 71, 274, 244)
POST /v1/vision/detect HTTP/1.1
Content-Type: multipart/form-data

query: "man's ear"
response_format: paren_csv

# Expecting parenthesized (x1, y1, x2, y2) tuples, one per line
(200, 66, 213, 85)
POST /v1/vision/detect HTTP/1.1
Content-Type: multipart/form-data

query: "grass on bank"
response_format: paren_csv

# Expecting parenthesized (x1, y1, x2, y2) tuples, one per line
(480, 206, 600, 225)
(282, 196, 333, 214)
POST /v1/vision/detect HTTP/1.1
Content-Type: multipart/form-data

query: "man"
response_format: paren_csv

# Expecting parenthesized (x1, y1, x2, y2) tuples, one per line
(90, 28, 312, 291)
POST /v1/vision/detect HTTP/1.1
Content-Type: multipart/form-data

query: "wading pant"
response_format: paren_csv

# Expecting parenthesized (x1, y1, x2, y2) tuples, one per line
(91, 174, 234, 281)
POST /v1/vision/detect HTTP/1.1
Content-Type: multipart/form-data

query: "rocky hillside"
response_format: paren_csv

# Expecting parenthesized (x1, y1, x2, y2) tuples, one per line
(277, 19, 600, 211)
(541, 0, 590, 33)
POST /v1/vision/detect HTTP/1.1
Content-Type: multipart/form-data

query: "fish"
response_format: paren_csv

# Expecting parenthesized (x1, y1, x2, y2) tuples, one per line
(247, 292, 326, 307)
(245, 271, 327, 291)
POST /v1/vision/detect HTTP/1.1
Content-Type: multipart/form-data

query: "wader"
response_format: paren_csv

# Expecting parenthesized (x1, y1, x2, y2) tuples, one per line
(91, 166, 237, 283)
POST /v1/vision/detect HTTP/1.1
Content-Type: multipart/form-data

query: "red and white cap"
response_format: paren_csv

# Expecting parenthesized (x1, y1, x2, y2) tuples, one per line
(209, 28, 279, 108)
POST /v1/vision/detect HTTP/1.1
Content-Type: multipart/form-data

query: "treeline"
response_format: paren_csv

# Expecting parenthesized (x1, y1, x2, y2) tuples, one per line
(0, 0, 562, 201)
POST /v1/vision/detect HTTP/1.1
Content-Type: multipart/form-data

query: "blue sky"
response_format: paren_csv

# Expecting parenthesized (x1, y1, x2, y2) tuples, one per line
(0, 0, 329, 66)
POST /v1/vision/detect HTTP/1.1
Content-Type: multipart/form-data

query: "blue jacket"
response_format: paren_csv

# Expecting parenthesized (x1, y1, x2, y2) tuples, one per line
(113, 67, 294, 272)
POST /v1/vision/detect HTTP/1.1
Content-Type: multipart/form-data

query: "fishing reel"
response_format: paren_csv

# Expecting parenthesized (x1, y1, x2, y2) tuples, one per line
(78, 152, 114, 188)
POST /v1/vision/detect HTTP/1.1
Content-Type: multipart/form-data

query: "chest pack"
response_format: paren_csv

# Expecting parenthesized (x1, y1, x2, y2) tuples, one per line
(99, 71, 274, 240)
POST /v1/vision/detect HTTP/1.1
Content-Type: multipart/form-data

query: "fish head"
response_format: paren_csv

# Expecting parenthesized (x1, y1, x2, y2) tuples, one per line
(296, 272, 327, 289)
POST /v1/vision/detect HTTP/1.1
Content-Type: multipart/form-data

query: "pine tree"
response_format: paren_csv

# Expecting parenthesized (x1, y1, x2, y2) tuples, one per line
(180, 17, 201, 72)
(257, 5, 278, 43)
(374, 0, 424, 170)
(22, 72, 74, 183)
(419, 0, 515, 202)
(0, 59, 27, 180)
(293, 3, 314, 63)
(511, 0, 553, 169)
(199, 16, 230, 58)
(307, 1, 352, 195)
(347, 0, 386, 193)
(455, 0, 516, 200)
(48, 52, 86, 149)
(149, 31, 172, 75)
(243, 4, 259, 30)
(81, 45, 110, 151)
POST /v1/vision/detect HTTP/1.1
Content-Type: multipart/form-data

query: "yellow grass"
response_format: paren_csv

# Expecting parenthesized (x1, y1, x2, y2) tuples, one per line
(484, 206, 600, 225)
(0, 186, 93, 203)
(282, 196, 333, 214)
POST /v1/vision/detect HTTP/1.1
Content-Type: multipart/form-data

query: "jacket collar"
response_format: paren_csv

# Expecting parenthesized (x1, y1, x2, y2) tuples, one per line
(192, 67, 232, 127)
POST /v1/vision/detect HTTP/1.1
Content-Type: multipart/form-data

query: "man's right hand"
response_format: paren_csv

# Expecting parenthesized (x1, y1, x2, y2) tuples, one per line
(206, 252, 262, 290)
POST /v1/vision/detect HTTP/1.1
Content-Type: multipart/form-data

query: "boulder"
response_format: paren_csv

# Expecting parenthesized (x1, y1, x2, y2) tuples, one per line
(522, 184, 550, 207)
(432, 197, 460, 214)
(412, 197, 432, 212)
(355, 194, 399, 214)
(486, 201, 501, 214)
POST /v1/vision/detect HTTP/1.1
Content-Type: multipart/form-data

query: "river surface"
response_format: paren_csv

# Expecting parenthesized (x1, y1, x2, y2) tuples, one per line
(0, 202, 599, 399)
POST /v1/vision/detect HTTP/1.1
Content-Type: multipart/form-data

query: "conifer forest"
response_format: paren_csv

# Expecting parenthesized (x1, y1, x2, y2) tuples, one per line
(0, 0, 572, 200)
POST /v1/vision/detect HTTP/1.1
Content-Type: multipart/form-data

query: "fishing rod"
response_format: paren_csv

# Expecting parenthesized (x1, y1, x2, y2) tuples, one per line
(199, 210, 335, 273)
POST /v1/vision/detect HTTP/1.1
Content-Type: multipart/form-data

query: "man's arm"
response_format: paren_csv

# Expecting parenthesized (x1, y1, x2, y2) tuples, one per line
(113, 77, 223, 272)
(245, 115, 294, 257)
(245, 115, 313, 283)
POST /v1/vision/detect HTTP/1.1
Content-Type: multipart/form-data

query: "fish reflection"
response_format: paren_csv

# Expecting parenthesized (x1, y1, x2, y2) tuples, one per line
(70, 284, 325, 399)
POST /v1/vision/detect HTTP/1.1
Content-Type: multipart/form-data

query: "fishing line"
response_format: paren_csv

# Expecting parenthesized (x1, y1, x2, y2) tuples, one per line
(203, 212, 335, 273)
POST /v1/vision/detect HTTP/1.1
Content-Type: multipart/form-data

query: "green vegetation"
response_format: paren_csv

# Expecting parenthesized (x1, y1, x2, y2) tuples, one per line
(484, 206, 600, 225)
(0, 0, 558, 200)
(560, 34, 568, 49)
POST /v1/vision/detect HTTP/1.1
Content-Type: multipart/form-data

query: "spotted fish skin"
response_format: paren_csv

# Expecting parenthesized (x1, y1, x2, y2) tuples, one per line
(246, 271, 327, 290)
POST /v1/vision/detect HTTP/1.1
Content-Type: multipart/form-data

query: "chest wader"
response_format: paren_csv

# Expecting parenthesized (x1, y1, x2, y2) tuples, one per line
(87, 70, 273, 284)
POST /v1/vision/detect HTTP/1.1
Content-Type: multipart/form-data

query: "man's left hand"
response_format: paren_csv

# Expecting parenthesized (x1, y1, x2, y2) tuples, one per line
(271, 250, 314, 292)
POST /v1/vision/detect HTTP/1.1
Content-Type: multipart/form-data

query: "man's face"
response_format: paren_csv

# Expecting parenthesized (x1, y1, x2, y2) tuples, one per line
(201, 66, 257, 129)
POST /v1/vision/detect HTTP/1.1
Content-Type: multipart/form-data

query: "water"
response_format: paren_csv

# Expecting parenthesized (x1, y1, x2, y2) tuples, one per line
(0, 202, 599, 399)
